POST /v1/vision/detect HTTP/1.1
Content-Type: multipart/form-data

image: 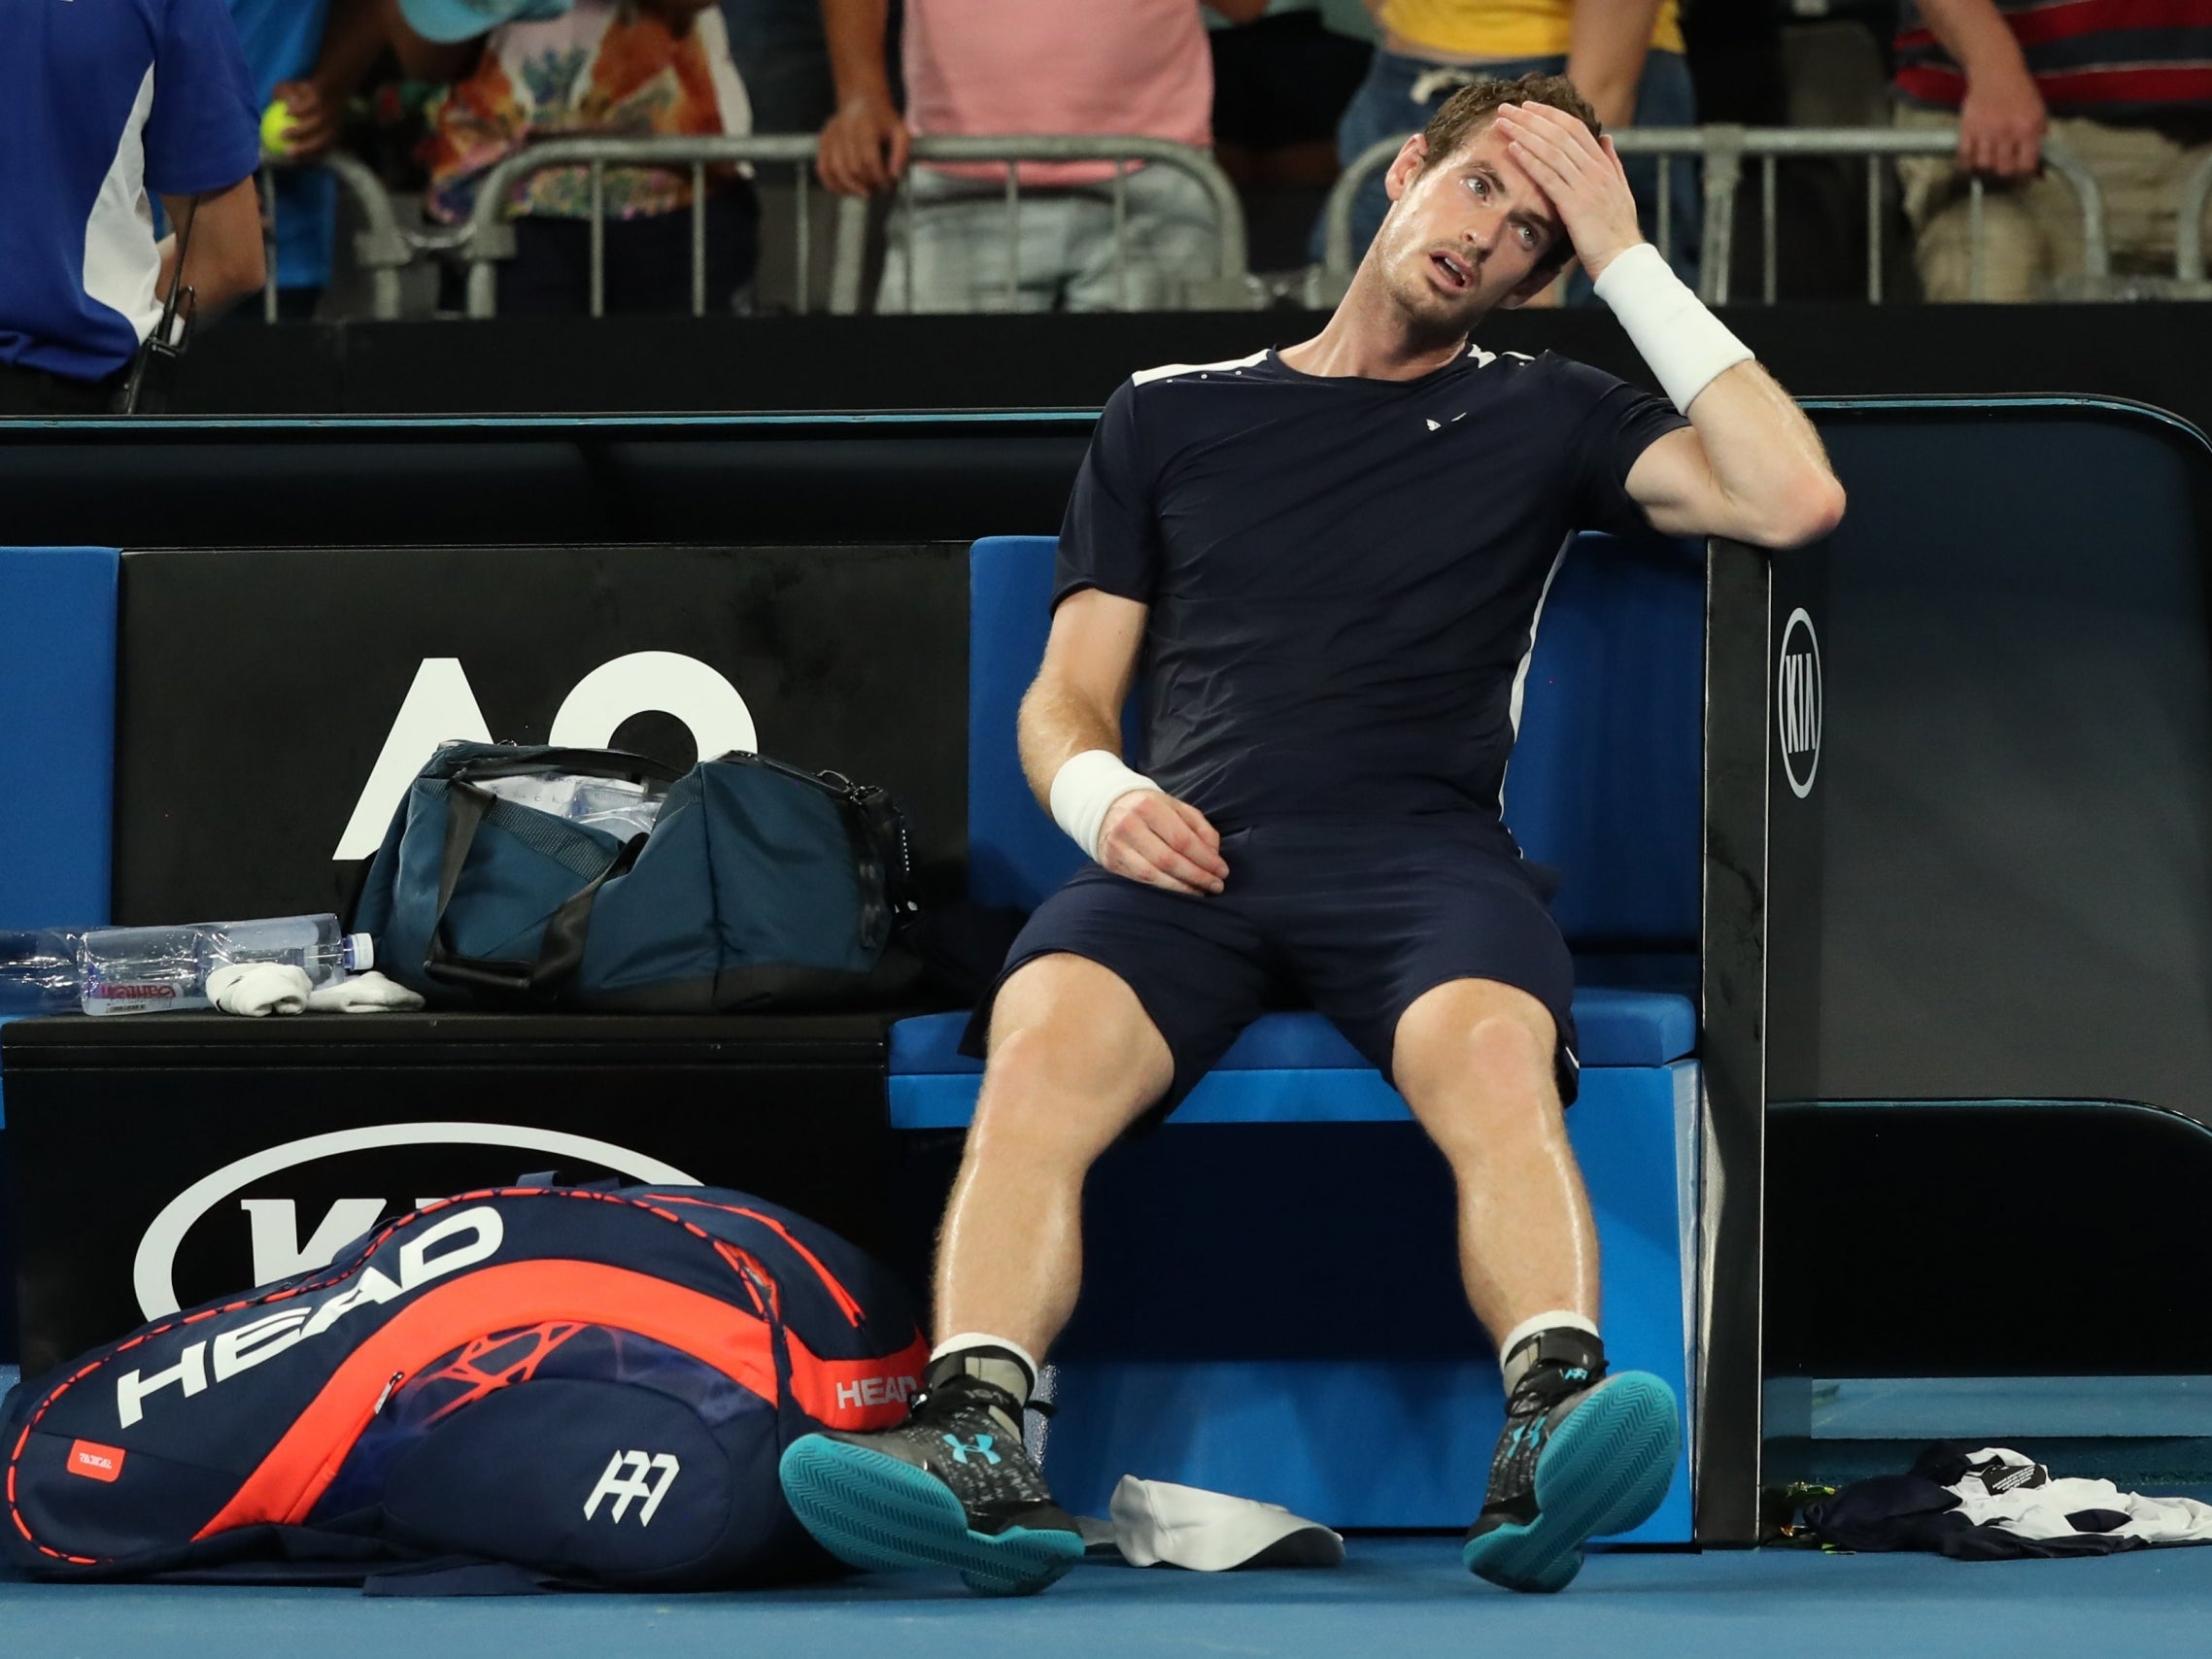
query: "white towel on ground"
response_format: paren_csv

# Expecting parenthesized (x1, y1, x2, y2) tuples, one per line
(1108, 1476, 1344, 1571)
(1948, 1448, 2212, 1545)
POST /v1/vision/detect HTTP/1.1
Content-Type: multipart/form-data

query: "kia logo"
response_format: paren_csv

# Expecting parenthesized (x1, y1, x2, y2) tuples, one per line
(132, 1122, 700, 1319)
(1777, 608, 1822, 800)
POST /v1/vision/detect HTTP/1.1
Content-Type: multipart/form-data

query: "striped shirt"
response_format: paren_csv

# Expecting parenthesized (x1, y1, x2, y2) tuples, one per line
(1896, 0, 2212, 118)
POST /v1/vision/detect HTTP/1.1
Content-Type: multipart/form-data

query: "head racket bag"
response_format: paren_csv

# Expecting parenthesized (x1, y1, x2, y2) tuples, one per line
(2, 1185, 926, 1589)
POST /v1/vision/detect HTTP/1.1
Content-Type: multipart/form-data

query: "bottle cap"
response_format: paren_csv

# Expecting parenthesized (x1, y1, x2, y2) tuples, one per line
(346, 933, 376, 971)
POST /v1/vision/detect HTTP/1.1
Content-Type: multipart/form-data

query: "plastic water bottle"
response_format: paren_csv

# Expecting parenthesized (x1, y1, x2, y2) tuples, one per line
(0, 930, 85, 1015)
(78, 914, 374, 1017)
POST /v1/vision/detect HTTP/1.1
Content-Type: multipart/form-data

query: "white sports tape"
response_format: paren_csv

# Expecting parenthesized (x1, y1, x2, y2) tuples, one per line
(1049, 749, 1157, 863)
(1592, 242, 1753, 415)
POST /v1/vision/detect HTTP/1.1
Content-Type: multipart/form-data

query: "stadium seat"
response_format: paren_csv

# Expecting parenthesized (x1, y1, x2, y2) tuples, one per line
(0, 545, 119, 1366)
(886, 534, 1702, 1534)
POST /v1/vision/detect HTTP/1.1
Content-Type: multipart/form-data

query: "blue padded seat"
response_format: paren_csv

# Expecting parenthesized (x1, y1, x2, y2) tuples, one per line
(892, 986, 1693, 1081)
(0, 545, 119, 1369)
(0, 546, 119, 1077)
(0, 547, 119, 936)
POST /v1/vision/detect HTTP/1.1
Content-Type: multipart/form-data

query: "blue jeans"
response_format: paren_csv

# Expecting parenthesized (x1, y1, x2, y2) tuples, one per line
(1318, 48, 1701, 304)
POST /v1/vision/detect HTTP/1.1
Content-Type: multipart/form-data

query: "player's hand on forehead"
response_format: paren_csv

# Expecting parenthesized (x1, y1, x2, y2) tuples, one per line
(1490, 101, 1645, 284)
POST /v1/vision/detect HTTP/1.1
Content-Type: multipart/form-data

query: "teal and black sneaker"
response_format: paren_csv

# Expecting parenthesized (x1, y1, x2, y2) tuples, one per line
(1462, 1330, 1680, 1593)
(778, 1373, 1085, 1597)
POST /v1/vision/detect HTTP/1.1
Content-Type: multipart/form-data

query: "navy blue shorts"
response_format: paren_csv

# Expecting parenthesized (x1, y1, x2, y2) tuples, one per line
(961, 819, 1579, 1119)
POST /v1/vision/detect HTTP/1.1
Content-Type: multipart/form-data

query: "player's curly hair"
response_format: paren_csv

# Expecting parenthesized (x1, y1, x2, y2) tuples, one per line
(1415, 72, 1604, 281)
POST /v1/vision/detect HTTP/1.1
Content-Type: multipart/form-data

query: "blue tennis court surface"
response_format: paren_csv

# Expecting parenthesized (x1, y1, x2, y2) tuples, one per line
(6, 1539, 2208, 1658)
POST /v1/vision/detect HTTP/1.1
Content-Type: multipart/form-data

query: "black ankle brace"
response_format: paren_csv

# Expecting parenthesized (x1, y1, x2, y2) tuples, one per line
(1502, 1327, 1608, 1401)
(923, 1342, 1038, 1406)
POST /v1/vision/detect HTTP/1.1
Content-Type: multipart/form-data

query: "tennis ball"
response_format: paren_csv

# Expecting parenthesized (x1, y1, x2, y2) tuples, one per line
(259, 99, 298, 158)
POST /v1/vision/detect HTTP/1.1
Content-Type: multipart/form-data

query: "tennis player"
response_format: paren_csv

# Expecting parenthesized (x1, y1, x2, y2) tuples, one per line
(782, 72, 1844, 1596)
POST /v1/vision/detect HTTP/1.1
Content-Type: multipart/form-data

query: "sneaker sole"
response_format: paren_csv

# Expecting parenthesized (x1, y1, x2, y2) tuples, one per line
(1463, 1371, 1681, 1594)
(778, 1435, 1084, 1597)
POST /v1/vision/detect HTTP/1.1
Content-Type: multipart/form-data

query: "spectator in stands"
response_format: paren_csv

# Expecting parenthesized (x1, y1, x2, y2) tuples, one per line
(1325, 0, 1700, 299)
(1208, 2, 1377, 272)
(723, 0, 837, 134)
(815, 0, 1270, 311)
(221, 0, 387, 322)
(401, 0, 761, 316)
(1893, 0, 2212, 299)
(1, 0, 265, 414)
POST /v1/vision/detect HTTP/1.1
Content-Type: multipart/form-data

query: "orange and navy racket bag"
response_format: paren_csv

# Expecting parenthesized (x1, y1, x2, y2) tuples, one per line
(2, 1184, 927, 1589)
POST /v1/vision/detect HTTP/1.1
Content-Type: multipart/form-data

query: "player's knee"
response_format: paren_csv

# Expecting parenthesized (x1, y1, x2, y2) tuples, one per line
(1400, 1010, 1559, 1140)
(982, 1018, 1103, 1101)
(971, 967, 1171, 1155)
(969, 1026, 1154, 1168)
(989, 957, 1167, 1082)
(1449, 1014, 1553, 1093)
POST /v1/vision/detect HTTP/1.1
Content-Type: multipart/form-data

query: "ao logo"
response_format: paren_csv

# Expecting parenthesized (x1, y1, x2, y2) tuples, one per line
(333, 653, 758, 861)
(132, 1122, 702, 1320)
(1777, 608, 1822, 799)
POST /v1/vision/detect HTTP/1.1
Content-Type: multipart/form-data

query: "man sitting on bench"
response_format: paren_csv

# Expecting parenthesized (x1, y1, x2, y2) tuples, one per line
(781, 72, 1845, 1597)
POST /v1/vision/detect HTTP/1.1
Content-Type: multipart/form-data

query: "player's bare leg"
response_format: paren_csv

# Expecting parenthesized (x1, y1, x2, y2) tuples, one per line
(780, 954, 1169, 1595)
(1394, 978, 1680, 1592)
(935, 953, 1174, 1355)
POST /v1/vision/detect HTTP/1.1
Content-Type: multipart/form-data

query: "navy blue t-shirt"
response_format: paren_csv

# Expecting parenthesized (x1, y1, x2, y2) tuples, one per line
(1055, 345, 1689, 830)
(0, 0, 258, 380)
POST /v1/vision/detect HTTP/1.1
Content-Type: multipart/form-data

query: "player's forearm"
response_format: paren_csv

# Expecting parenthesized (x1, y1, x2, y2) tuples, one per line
(1683, 362, 1845, 548)
(1017, 677, 1127, 811)
(820, 0, 895, 105)
(1564, 0, 1664, 130)
(1914, 0, 2034, 82)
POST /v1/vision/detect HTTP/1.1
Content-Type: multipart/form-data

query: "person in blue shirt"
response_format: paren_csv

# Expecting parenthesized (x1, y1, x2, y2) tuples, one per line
(222, 0, 387, 322)
(0, 0, 265, 411)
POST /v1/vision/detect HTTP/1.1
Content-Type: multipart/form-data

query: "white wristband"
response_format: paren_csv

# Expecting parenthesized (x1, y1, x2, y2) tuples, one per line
(1049, 749, 1157, 863)
(1592, 242, 1753, 415)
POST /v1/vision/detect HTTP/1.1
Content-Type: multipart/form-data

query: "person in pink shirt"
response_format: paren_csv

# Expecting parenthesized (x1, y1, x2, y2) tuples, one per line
(815, 0, 1266, 310)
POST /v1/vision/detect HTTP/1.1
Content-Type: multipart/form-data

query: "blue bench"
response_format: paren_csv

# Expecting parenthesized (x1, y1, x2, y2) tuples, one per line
(0, 546, 119, 1367)
(889, 533, 1704, 1535)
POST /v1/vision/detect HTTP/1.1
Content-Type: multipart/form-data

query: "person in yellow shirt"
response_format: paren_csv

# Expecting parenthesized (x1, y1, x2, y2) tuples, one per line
(1322, 0, 1699, 298)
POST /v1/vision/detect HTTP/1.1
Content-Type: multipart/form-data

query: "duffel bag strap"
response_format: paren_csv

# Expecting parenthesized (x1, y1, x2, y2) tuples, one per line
(835, 785, 918, 954)
(421, 781, 645, 999)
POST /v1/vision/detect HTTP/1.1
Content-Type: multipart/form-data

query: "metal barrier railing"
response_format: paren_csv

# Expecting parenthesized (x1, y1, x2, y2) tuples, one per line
(450, 132, 1253, 317)
(2177, 149, 2212, 285)
(1319, 124, 2111, 304)
(256, 152, 412, 322)
(269, 123, 2205, 314)
(878, 135, 1254, 312)
(454, 134, 817, 318)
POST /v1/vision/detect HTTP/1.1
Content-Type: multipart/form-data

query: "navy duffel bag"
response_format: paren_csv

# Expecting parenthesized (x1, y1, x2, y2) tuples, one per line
(0, 1184, 929, 1589)
(353, 741, 919, 1010)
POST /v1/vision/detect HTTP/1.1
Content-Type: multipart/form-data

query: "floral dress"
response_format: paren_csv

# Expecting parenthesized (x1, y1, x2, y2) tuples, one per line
(424, 0, 752, 225)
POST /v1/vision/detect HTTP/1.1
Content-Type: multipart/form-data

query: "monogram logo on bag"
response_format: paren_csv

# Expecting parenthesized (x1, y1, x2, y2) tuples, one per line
(584, 1450, 683, 1526)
